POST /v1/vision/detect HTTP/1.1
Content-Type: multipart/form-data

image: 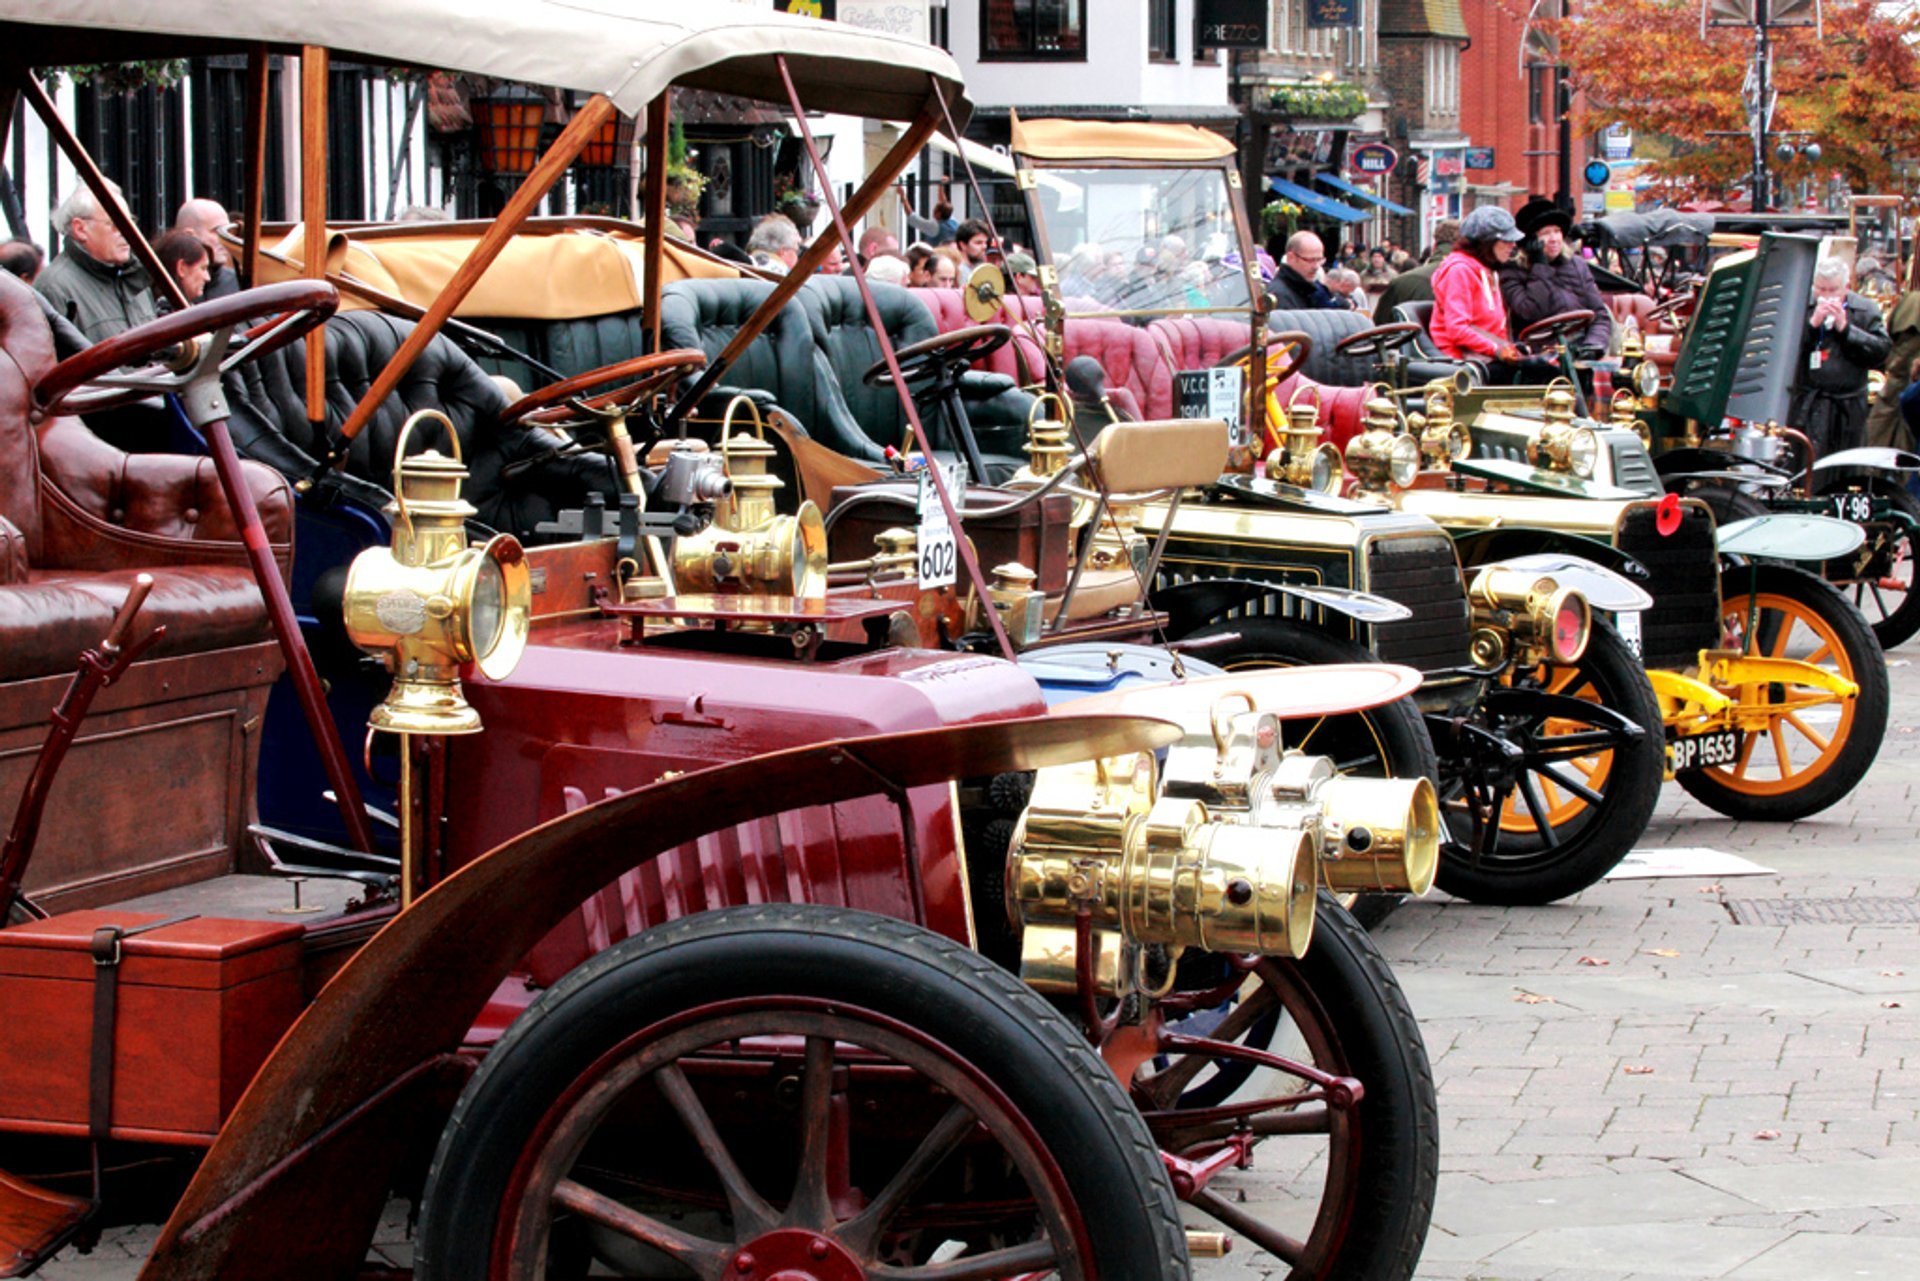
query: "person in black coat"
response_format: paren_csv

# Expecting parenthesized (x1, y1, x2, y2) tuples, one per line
(1793, 256, 1893, 457)
(1499, 199, 1612, 355)
(1266, 230, 1334, 311)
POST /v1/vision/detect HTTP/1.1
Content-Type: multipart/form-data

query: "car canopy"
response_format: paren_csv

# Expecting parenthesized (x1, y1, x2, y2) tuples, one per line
(0, 0, 970, 127)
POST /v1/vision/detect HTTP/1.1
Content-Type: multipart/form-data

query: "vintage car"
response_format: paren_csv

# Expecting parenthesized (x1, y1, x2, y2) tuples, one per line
(0, 5, 1448, 1280)
(1332, 368, 1890, 826)
(988, 116, 1665, 908)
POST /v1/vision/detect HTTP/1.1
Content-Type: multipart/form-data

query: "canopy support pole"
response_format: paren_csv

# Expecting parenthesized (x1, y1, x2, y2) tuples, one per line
(241, 47, 270, 290)
(299, 47, 330, 425)
(774, 59, 1013, 661)
(328, 95, 615, 459)
(641, 93, 669, 359)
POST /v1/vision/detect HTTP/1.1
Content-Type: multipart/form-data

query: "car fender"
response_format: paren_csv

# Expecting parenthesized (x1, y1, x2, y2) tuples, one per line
(141, 713, 1181, 1280)
(1450, 526, 1641, 577)
(1152, 576, 1411, 638)
(1810, 446, 1920, 477)
(1717, 513, 1866, 561)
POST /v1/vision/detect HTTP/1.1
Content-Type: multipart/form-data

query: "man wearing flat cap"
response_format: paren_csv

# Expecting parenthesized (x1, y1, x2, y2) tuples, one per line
(1500, 197, 1612, 357)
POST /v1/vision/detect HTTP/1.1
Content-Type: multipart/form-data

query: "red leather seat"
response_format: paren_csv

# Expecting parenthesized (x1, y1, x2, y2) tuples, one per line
(0, 276, 291, 682)
(1606, 292, 1679, 377)
(1265, 372, 1374, 452)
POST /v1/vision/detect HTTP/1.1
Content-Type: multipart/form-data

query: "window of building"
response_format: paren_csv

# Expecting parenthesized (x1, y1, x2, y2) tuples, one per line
(1149, 0, 1177, 60)
(981, 0, 1088, 61)
(1425, 41, 1460, 114)
(1528, 64, 1549, 124)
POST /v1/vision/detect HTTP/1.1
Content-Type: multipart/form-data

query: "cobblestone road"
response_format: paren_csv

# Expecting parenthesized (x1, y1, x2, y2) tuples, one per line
(33, 652, 1920, 1281)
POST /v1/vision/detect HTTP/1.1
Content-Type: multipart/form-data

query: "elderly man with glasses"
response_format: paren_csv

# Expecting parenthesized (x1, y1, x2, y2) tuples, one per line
(37, 182, 156, 342)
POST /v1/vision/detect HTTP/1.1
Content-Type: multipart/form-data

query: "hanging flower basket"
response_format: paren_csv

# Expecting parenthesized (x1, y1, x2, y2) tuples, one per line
(1268, 82, 1368, 124)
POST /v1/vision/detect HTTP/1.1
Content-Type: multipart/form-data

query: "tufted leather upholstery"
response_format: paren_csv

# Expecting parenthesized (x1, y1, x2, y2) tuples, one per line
(0, 273, 294, 681)
(659, 277, 889, 464)
(221, 310, 619, 536)
(1265, 372, 1374, 451)
(801, 277, 943, 453)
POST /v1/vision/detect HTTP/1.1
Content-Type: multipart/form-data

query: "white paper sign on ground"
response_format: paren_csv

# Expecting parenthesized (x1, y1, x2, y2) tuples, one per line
(1605, 846, 1776, 880)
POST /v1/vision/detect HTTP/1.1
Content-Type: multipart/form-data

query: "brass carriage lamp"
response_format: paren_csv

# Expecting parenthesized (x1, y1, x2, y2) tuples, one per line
(1265, 389, 1343, 493)
(343, 411, 532, 735)
(1343, 394, 1421, 494)
(1467, 566, 1591, 667)
(1529, 384, 1600, 479)
(1415, 384, 1471, 467)
(671, 402, 829, 600)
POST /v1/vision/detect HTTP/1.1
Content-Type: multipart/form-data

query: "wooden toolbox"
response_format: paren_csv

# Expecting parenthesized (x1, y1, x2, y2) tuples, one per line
(0, 911, 304, 1144)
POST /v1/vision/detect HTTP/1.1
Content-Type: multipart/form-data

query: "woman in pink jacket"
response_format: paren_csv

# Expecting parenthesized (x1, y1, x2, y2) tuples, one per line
(1430, 205, 1539, 384)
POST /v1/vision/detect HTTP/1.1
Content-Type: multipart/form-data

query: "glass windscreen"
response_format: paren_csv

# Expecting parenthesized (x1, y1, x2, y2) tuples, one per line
(1026, 166, 1256, 317)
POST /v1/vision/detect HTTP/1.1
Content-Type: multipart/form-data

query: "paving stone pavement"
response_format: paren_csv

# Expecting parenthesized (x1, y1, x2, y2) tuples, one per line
(27, 654, 1920, 1279)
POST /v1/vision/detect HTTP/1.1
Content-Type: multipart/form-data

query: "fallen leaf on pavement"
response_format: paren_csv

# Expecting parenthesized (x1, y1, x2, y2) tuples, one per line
(1882, 969, 1905, 978)
(1623, 1065, 1655, 1075)
(1578, 956, 1610, 966)
(1883, 1000, 1903, 1009)
(1646, 948, 1681, 957)
(1696, 884, 1724, 893)
(1754, 1130, 1781, 1141)
(1514, 991, 1555, 1004)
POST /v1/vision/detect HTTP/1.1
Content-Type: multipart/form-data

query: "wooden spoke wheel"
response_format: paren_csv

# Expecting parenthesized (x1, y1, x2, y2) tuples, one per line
(1134, 896, 1438, 1281)
(1437, 623, 1663, 905)
(416, 906, 1187, 1281)
(1676, 565, 1888, 821)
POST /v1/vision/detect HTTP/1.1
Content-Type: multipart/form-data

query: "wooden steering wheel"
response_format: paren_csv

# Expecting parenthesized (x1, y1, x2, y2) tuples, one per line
(1333, 321, 1424, 360)
(499, 349, 709, 427)
(862, 324, 1013, 389)
(34, 280, 339, 419)
(1516, 309, 1597, 352)
(1218, 330, 1313, 385)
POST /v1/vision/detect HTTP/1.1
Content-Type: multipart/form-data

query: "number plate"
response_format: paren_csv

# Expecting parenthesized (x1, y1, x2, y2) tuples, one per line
(1615, 609, 1643, 658)
(1831, 492, 1875, 523)
(917, 468, 958, 590)
(1668, 728, 1740, 772)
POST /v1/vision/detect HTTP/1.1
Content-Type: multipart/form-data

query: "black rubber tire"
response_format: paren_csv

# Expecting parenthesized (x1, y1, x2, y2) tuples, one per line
(1150, 895, 1438, 1281)
(1438, 622, 1664, 905)
(1181, 617, 1439, 929)
(415, 904, 1190, 1281)
(1818, 478, 1920, 650)
(1676, 564, 1889, 821)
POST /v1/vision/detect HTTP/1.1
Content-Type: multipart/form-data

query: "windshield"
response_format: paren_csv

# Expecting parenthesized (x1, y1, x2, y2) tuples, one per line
(1026, 165, 1255, 317)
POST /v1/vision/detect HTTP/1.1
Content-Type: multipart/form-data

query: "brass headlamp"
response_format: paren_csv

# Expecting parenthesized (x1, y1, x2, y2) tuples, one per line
(1344, 394, 1421, 493)
(1006, 694, 1440, 993)
(1525, 383, 1599, 479)
(1468, 565, 1591, 665)
(343, 410, 531, 735)
(671, 398, 828, 600)
(1021, 392, 1076, 479)
(1263, 387, 1344, 493)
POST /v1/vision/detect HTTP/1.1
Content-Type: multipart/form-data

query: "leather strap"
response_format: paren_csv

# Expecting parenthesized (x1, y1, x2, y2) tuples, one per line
(87, 915, 197, 1145)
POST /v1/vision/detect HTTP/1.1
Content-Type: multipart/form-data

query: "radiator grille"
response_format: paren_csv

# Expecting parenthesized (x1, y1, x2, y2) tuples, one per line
(1365, 535, 1472, 672)
(1615, 503, 1720, 668)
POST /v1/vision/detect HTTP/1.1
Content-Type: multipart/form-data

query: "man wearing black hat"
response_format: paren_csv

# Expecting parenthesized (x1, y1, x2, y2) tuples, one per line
(1501, 198, 1612, 357)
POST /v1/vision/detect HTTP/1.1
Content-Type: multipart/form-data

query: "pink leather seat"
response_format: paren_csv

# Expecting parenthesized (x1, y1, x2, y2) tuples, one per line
(1265, 372, 1374, 452)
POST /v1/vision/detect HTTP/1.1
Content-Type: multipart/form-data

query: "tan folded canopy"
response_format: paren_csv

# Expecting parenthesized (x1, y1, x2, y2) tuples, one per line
(1011, 116, 1237, 164)
(257, 220, 739, 319)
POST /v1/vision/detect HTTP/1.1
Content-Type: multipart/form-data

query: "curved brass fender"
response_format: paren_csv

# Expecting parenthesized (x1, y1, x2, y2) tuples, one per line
(139, 713, 1181, 1280)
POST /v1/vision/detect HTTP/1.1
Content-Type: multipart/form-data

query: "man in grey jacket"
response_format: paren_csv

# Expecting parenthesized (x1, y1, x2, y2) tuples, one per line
(37, 183, 156, 342)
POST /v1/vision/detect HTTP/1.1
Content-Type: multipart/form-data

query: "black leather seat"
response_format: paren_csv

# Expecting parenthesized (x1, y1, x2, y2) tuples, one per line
(1267, 308, 1379, 387)
(221, 311, 619, 536)
(1396, 300, 1485, 386)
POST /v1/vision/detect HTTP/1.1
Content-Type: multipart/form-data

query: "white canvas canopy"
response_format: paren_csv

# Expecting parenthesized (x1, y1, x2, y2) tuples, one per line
(0, 0, 970, 125)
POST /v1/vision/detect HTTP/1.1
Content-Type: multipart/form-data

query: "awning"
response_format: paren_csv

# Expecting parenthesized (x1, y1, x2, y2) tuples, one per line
(1315, 171, 1414, 216)
(1268, 177, 1369, 223)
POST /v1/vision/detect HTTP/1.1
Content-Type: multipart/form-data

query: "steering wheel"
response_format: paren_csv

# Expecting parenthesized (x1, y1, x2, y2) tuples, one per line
(1333, 321, 1424, 361)
(862, 324, 1012, 390)
(1646, 291, 1692, 326)
(34, 280, 339, 419)
(499, 349, 709, 428)
(1217, 330, 1313, 385)
(1516, 309, 1597, 352)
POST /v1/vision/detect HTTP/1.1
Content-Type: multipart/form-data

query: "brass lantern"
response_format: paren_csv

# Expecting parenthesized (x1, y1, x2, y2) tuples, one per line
(343, 411, 532, 735)
(672, 398, 829, 600)
(1264, 387, 1343, 493)
(1343, 394, 1421, 494)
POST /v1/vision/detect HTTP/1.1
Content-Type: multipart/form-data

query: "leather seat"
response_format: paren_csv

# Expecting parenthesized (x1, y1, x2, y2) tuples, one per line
(0, 274, 293, 682)
(1394, 301, 1487, 387)
(221, 310, 619, 537)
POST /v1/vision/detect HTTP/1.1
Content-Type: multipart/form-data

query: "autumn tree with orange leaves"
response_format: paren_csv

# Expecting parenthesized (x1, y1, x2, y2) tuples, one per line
(1520, 0, 1920, 200)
